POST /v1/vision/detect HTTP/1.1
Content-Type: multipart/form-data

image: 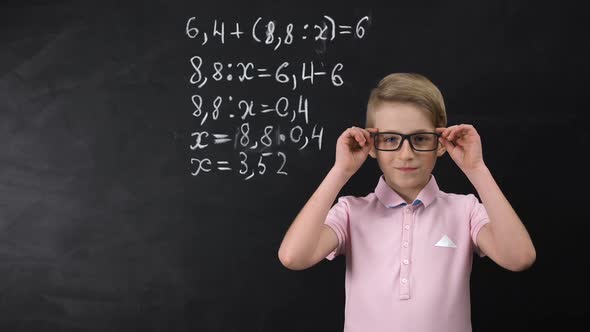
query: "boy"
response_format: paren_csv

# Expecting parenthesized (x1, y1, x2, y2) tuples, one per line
(278, 73, 536, 332)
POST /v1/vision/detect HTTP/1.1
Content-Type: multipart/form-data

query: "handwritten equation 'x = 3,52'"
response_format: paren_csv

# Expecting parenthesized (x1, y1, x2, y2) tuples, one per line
(190, 151, 288, 181)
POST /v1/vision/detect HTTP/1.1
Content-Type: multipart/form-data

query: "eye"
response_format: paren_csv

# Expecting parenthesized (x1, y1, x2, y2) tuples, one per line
(414, 135, 426, 142)
(384, 136, 399, 143)
(413, 134, 432, 142)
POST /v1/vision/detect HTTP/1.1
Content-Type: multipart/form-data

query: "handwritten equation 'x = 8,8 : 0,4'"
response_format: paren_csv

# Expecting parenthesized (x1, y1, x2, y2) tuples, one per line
(190, 124, 324, 152)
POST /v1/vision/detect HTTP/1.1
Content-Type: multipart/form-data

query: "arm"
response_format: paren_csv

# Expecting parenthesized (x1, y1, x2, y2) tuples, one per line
(278, 167, 349, 270)
(437, 124, 536, 272)
(278, 126, 378, 270)
(465, 165, 536, 271)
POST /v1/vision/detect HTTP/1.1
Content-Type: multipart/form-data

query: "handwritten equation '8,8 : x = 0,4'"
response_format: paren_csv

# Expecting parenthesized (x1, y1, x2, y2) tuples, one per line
(191, 94, 310, 126)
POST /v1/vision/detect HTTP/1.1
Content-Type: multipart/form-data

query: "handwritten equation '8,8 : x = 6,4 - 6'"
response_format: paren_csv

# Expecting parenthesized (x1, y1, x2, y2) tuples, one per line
(190, 57, 344, 90)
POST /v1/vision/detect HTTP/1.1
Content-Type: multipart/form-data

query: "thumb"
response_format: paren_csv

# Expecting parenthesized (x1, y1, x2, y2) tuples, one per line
(440, 136, 455, 154)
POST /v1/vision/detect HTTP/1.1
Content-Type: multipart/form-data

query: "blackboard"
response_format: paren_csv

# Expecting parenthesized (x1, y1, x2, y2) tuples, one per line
(1, 1, 587, 331)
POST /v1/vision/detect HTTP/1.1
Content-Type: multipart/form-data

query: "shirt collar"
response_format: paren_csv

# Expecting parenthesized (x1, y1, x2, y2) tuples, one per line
(374, 174, 440, 208)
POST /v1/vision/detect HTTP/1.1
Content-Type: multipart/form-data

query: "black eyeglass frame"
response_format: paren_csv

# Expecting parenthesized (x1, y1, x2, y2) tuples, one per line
(372, 132, 442, 152)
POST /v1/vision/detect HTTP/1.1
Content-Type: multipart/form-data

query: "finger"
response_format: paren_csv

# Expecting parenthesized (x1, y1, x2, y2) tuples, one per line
(458, 124, 475, 137)
(345, 131, 362, 151)
(457, 126, 473, 139)
(439, 136, 456, 152)
(442, 125, 457, 138)
(446, 126, 458, 141)
(354, 128, 367, 147)
(349, 127, 366, 147)
(365, 127, 378, 135)
(359, 128, 373, 145)
(343, 127, 357, 144)
(447, 125, 465, 142)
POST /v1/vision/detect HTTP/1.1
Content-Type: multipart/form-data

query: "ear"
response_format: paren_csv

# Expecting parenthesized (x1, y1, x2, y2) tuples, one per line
(369, 145, 377, 159)
(436, 140, 446, 157)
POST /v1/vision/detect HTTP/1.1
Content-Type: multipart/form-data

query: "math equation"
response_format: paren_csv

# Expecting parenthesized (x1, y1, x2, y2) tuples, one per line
(187, 14, 370, 180)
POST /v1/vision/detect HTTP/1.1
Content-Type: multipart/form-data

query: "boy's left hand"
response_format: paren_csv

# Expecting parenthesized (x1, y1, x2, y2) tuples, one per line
(436, 124, 486, 172)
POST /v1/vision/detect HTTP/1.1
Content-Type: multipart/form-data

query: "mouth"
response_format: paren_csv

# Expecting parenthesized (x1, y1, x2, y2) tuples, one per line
(397, 167, 418, 172)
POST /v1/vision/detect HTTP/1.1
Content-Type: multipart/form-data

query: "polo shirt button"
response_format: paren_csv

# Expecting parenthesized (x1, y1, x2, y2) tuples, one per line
(401, 278, 407, 284)
(405, 208, 411, 214)
(404, 224, 410, 230)
(403, 242, 408, 247)
(403, 259, 409, 265)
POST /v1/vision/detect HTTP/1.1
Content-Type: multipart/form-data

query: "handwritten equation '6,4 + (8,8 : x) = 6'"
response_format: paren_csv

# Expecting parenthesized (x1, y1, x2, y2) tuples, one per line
(186, 15, 370, 50)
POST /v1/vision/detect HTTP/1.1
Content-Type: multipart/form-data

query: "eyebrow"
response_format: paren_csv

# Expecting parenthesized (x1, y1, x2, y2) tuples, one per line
(379, 129, 434, 134)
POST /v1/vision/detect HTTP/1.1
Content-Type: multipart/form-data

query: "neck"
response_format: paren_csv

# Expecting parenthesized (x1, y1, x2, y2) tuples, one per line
(385, 174, 431, 205)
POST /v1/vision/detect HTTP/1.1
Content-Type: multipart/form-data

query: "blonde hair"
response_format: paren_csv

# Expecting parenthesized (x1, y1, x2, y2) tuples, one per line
(365, 73, 447, 128)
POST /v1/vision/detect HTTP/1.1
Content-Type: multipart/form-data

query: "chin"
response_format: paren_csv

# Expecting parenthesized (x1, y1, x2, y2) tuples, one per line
(386, 172, 426, 187)
(395, 177, 421, 187)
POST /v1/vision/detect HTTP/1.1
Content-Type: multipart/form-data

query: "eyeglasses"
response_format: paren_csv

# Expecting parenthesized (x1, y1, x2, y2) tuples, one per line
(373, 132, 441, 152)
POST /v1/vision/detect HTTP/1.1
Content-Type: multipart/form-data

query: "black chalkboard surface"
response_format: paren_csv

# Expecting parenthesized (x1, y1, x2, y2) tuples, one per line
(1, 1, 587, 331)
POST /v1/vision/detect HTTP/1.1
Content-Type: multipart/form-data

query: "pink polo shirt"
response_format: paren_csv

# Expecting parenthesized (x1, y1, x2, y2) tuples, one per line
(324, 174, 490, 332)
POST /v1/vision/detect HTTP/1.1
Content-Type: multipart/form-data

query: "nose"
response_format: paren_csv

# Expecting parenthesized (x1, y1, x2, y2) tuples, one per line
(398, 138, 415, 159)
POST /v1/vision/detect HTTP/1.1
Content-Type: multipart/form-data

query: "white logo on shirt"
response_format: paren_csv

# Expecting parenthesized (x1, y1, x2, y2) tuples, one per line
(435, 234, 457, 248)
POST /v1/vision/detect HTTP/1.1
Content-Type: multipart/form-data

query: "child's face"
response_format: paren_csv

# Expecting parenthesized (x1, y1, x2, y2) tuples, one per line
(369, 102, 446, 192)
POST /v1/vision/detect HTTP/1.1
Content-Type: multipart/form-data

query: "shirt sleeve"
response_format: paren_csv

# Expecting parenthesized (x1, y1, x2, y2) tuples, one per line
(468, 193, 491, 257)
(324, 196, 350, 261)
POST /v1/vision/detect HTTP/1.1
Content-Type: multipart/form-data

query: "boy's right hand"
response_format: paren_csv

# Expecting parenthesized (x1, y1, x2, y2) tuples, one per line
(333, 126, 379, 177)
